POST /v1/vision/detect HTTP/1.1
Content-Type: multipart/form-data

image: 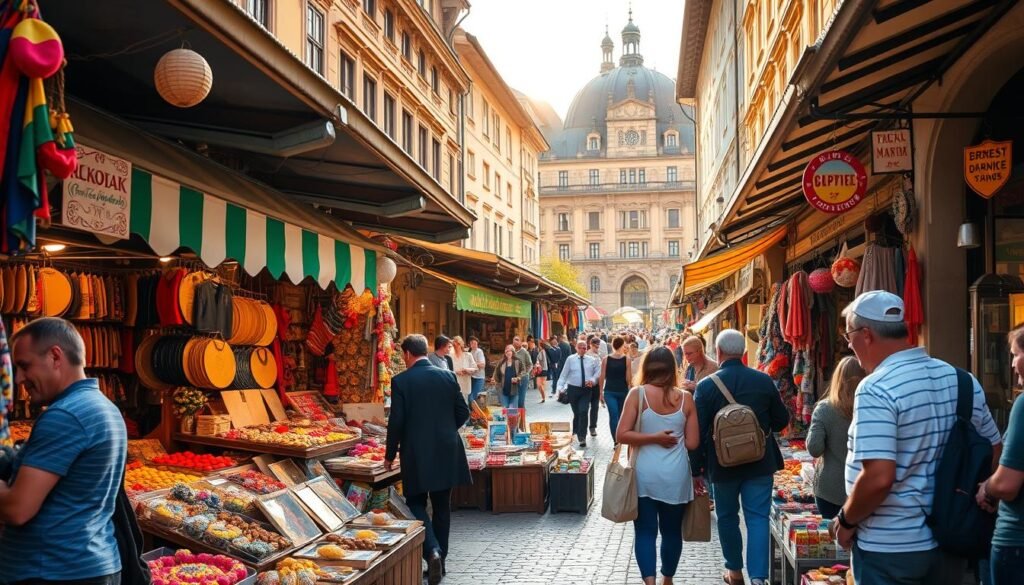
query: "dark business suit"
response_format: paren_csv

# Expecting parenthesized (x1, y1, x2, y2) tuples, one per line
(386, 359, 471, 560)
(557, 341, 573, 379)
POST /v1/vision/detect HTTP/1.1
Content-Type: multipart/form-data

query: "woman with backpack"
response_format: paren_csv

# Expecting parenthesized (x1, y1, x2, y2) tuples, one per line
(615, 346, 700, 585)
(976, 325, 1024, 583)
(806, 356, 865, 519)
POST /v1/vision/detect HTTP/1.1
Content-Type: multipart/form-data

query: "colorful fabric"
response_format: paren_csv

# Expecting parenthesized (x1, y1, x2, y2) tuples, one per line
(0, 316, 11, 447)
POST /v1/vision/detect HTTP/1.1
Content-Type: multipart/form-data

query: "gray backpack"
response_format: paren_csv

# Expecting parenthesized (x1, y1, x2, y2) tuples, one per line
(709, 374, 766, 467)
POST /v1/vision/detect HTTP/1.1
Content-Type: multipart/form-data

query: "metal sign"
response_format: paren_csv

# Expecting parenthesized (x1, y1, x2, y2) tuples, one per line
(802, 150, 868, 214)
(964, 140, 1012, 198)
(871, 129, 913, 174)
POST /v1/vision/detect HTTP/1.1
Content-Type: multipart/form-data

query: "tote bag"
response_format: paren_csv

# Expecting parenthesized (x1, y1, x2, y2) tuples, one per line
(601, 387, 644, 523)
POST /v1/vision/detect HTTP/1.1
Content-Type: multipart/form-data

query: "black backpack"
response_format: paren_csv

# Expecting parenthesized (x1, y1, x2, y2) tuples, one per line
(926, 367, 995, 558)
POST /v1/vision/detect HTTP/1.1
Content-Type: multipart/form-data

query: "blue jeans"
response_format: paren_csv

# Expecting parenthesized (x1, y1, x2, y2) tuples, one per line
(990, 545, 1024, 585)
(713, 475, 772, 580)
(469, 377, 485, 403)
(633, 496, 686, 579)
(605, 391, 627, 441)
(852, 544, 964, 585)
(500, 393, 516, 408)
(517, 377, 530, 408)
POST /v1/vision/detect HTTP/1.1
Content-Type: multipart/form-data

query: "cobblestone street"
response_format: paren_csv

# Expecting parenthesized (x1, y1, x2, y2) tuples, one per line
(443, 392, 727, 585)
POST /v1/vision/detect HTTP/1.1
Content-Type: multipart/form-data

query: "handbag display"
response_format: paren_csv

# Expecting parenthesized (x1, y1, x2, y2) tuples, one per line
(601, 386, 644, 523)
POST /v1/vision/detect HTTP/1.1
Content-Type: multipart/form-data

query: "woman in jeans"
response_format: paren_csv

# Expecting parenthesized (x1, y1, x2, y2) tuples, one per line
(601, 336, 632, 444)
(450, 336, 478, 402)
(467, 336, 487, 405)
(806, 356, 864, 518)
(616, 346, 700, 585)
(977, 324, 1024, 583)
(489, 345, 524, 409)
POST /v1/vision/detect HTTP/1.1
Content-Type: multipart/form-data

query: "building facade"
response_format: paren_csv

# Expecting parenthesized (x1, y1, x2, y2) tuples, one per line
(535, 15, 697, 321)
(453, 30, 547, 265)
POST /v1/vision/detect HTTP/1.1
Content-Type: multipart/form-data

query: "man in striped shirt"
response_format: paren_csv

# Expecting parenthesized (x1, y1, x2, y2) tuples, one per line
(834, 291, 1001, 585)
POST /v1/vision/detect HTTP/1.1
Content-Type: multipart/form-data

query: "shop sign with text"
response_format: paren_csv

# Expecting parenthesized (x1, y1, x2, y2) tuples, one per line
(965, 140, 1012, 198)
(802, 150, 868, 214)
(871, 129, 913, 174)
(455, 283, 531, 319)
(62, 145, 132, 239)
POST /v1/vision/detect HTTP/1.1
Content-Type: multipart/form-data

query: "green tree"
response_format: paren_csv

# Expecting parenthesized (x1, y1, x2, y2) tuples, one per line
(538, 255, 589, 299)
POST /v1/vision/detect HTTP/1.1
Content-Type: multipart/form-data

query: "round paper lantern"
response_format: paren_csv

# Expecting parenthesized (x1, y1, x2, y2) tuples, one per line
(154, 48, 212, 108)
(376, 256, 397, 284)
(808, 268, 835, 294)
(831, 256, 861, 288)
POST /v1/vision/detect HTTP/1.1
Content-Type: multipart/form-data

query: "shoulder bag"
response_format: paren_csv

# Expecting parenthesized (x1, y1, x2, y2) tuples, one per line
(601, 386, 645, 522)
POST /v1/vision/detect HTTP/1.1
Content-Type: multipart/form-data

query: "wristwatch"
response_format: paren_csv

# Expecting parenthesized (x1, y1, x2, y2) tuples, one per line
(837, 508, 857, 530)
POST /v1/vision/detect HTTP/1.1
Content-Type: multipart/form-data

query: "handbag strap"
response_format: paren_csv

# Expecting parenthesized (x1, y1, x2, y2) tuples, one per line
(708, 374, 738, 405)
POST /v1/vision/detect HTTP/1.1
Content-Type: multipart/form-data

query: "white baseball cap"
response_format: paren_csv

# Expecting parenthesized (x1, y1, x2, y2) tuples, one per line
(848, 290, 905, 322)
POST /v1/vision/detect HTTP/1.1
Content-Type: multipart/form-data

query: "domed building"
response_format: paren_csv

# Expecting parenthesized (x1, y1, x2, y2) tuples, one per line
(533, 13, 696, 325)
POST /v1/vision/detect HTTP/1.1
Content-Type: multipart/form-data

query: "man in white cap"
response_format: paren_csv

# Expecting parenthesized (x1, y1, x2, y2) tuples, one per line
(834, 290, 1001, 585)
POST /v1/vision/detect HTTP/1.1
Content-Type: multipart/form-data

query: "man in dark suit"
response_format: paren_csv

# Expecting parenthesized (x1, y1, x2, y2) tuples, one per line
(557, 334, 573, 383)
(385, 334, 470, 585)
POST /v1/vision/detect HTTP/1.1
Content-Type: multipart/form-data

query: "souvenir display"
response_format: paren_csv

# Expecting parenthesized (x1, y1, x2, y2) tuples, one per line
(257, 490, 323, 548)
(323, 439, 386, 473)
(230, 346, 278, 389)
(306, 476, 361, 522)
(229, 298, 278, 347)
(225, 470, 287, 495)
(293, 484, 345, 531)
(284, 391, 335, 421)
(332, 289, 377, 403)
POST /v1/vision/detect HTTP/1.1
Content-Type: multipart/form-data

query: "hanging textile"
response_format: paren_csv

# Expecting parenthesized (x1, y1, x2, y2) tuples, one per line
(855, 243, 899, 296)
(783, 272, 812, 351)
(904, 246, 923, 345)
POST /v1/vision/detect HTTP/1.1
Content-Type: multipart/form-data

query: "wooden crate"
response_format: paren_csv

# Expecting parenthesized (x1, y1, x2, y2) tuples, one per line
(451, 469, 490, 511)
(549, 464, 595, 514)
(491, 463, 549, 514)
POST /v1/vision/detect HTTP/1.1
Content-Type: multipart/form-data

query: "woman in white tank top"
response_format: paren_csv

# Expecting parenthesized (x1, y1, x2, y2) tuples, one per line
(615, 346, 700, 585)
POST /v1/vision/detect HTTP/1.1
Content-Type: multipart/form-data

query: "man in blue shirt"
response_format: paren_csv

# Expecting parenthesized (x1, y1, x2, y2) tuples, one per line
(0, 317, 127, 583)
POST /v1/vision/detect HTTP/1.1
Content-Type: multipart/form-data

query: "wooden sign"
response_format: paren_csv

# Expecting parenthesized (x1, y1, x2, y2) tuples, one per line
(871, 129, 913, 174)
(802, 150, 868, 214)
(62, 144, 132, 240)
(965, 140, 1012, 198)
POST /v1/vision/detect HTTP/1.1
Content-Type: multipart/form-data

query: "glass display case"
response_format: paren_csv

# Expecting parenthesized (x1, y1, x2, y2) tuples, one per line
(969, 273, 1024, 429)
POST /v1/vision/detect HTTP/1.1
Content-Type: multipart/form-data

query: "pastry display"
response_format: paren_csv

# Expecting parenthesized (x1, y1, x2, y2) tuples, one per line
(204, 521, 244, 548)
(317, 544, 347, 560)
(146, 549, 249, 585)
(220, 421, 355, 449)
(255, 558, 323, 585)
(152, 452, 239, 472)
(225, 470, 287, 495)
(323, 533, 377, 551)
(284, 391, 334, 421)
(125, 465, 201, 494)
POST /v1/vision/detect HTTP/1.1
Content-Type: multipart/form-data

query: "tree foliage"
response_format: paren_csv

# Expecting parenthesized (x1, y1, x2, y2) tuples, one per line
(538, 255, 589, 299)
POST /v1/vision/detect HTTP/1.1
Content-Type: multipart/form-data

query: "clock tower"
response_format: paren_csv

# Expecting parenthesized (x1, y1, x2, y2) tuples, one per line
(606, 75, 658, 158)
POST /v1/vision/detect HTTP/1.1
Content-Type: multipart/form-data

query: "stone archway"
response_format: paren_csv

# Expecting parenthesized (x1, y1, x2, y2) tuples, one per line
(620, 275, 650, 310)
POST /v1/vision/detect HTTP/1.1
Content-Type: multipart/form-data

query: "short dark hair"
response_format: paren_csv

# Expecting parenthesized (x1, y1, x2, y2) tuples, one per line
(434, 335, 451, 350)
(401, 334, 429, 357)
(468, 335, 479, 344)
(10, 317, 85, 366)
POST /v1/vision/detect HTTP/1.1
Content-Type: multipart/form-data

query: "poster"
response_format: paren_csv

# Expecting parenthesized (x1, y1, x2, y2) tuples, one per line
(62, 145, 132, 239)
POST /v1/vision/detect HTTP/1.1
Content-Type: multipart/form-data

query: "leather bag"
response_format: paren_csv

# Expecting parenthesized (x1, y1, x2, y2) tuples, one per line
(709, 373, 766, 467)
(601, 386, 644, 523)
(683, 487, 712, 542)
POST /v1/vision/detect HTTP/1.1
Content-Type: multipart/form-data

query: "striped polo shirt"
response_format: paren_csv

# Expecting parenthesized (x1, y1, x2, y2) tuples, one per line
(0, 378, 127, 580)
(845, 348, 1000, 553)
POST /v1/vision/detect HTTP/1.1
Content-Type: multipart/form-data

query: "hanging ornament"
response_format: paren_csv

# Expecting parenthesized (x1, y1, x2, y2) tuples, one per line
(808, 268, 835, 294)
(831, 257, 860, 288)
(376, 256, 397, 284)
(154, 48, 212, 108)
(10, 17, 63, 79)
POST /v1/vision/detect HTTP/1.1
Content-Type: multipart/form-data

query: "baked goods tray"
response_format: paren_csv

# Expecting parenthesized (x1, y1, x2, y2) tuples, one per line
(174, 433, 360, 460)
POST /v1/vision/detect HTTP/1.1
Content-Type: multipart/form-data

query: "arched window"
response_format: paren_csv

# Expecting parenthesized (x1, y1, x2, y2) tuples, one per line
(621, 276, 649, 309)
(665, 131, 679, 148)
(590, 276, 601, 293)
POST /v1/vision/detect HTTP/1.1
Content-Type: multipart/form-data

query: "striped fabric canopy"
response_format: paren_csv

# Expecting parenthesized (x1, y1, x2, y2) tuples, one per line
(129, 168, 377, 292)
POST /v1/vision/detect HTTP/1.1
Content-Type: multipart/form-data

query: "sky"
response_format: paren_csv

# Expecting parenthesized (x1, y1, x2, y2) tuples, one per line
(461, 0, 685, 121)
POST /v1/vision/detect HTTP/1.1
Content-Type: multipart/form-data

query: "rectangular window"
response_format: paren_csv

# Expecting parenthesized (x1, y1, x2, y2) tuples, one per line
(667, 133, 678, 147)
(417, 125, 428, 168)
(558, 171, 568, 189)
(618, 242, 625, 257)
(362, 74, 377, 122)
(467, 151, 476, 178)
(495, 173, 502, 197)
(362, 0, 376, 19)
(588, 136, 599, 150)
(401, 32, 411, 61)
(641, 241, 649, 258)
(383, 9, 394, 41)
(431, 66, 439, 94)
(589, 242, 600, 259)
(495, 224, 502, 255)
(628, 241, 640, 258)
(401, 110, 413, 154)
(638, 169, 646, 184)
(629, 168, 637, 184)
(484, 219, 490, 250)
(588, 211, 600, 230)
(667, 208, 680, 228)
(383, 92, 396, 139)
(482, 101, 490, 137)
(667, 166, 678, 183)
(668, 240, 680, 257)
(448, 153, 455, 193)
(483, 163, 491, 189)
(506, 182, 512, 201)
(589, 169, 599, 186)
(245, 0, 269, 29)
(628, 211, 640, 229)
(619, 169, 626, 184)
(417, 50, 426, 77)
(493, 114, 501, 147)
(467, 87, 475, 118)
(559, 244, 570, 261)
(339, 51, 355, 99)
(506, 129, 512, 160)
(305, 4, 325, 75)
(432, 139, 441, 180)
(557, 213, 569, 232)
(508, 227, 513, 259)
(448, 87, 456, 114)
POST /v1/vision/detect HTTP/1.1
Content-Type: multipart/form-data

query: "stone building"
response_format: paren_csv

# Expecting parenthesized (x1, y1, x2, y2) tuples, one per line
(533, 14, 697, 322)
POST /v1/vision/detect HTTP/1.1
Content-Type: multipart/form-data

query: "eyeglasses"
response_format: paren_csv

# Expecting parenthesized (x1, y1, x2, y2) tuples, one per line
(842, 327, 867, 342)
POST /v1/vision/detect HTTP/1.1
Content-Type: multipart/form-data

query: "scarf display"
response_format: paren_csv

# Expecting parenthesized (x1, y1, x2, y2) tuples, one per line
(904, 246, 923, 345)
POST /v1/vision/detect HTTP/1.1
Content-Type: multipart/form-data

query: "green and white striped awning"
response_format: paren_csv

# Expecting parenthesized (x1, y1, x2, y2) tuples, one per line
(128, 168, 377, 292)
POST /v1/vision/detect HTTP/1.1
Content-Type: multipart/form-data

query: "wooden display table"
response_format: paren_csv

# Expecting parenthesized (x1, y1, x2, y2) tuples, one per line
(490, 456, 554, 514)
(349, 527, 425, 585)
(451, 468, 490, 511)
(330, 466, 402, 487)
(173, 432, 358, 460)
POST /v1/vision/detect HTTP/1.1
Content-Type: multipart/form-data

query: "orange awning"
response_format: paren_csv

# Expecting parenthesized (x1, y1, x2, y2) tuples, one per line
(681, 226, 786, 296)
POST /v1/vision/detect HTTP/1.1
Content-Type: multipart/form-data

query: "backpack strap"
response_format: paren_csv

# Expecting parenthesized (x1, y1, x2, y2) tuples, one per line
(709, 373, 738, 405)
(953, 367, 973, 422)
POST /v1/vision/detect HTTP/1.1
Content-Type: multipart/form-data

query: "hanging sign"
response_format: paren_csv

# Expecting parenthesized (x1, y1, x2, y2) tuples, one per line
(61, 144, 132, 240)
(964, 139, 1012, 198)
(802, 149, 868, 214)
(871, 129, 913, 174)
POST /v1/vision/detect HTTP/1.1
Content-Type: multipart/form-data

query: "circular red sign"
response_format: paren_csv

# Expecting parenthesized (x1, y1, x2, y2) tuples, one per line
(802, 150, 868, 214)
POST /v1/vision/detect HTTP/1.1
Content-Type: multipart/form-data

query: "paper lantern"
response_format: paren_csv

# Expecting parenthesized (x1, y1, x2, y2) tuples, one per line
(376, 256, 397, 284)
(808, 268, 835, 294)
(154, 48, 212, 108)
(831, 257, 861, 288)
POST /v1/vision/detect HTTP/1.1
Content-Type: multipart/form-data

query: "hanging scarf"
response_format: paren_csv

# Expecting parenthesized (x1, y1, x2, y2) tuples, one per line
(904, 246, 923, 345)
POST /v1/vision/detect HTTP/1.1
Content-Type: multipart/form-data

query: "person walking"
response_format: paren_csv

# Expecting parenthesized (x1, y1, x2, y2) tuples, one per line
(544, 338, 562, 398)
(616, 346, 700, 585)
(534, 340, 550, 403)
(691, 329, 790, 585)
(467, 336, 487, 405)
(629, 341, 643, 374)
(512, 336, 533, 410)
(587, 337, 603, 437)
(0, 318, 127, 584)
(489, 345, 525, 409)
(557, 334, 573, 382)
(806, 356, 864, 519)
(834, 291, 1000, 585)
(428, 335, 454, 371)
(601, 336, 632, 443)
(977, 324, 1024, 583)
(681, 336, 718, 391)
(450, 336, 477, 403)
(556, 340, 600, 448)
(385, 334, 470, 585)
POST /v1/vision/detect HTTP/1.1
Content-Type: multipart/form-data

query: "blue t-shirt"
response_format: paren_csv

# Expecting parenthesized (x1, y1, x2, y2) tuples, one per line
(0, 379, 127, 580)
(994, 395, 1024, 546)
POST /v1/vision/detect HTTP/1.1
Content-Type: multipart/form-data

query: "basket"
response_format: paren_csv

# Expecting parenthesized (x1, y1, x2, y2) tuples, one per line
(196, 405, 231, 437)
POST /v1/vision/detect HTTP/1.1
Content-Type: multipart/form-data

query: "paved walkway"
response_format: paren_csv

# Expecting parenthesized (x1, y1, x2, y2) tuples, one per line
(444, 390, 726, 585)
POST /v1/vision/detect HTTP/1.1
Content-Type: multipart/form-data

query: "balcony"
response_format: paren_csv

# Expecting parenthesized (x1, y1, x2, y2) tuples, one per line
(540, 180, 696, 196)
(570, 252, 681, 262)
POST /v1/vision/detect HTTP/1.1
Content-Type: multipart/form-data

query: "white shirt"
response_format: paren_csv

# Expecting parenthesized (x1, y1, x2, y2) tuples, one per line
(599, 339, 609, 359)
(470, 347, 486, 379)
(556, 353, 600, 392)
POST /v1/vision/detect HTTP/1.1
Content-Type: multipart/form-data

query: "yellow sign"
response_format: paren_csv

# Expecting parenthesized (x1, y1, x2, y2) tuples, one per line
(964, 140, 1012, 198)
